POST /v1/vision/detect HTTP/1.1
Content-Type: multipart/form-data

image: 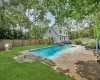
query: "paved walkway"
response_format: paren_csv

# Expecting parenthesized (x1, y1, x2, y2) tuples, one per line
(53, 45, 99, 80)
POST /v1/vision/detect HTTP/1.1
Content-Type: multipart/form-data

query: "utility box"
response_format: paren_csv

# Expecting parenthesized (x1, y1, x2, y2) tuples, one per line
(5, 44, 9, 50)
(0, 40, 13, 51)
(4, 42, 12, 50)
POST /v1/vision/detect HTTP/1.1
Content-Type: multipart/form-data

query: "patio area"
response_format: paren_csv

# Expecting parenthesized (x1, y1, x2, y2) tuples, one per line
(53, 45, 99, 80)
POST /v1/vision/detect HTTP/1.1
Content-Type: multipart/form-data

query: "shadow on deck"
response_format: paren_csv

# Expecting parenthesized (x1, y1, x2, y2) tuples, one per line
(75, 60, 100, 80)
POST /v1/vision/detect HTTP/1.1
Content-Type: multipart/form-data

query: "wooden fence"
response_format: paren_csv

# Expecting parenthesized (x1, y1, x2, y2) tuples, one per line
(0, 39, 53, 51)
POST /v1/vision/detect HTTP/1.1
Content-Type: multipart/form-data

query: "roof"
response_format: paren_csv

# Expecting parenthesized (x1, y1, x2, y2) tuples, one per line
(50, 27, 68, 37)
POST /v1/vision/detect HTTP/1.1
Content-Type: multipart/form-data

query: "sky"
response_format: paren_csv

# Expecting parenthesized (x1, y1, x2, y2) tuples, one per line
(26, 10, 55, 27)
(26, 10, 88, 30)
(46, 12, 55, 26)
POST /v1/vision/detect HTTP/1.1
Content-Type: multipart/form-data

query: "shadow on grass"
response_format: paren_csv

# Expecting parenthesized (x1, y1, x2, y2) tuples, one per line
(75, 60, 100, 80)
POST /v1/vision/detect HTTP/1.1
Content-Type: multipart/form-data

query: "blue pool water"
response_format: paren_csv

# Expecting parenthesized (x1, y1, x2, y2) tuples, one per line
(29, 45, 72, 59)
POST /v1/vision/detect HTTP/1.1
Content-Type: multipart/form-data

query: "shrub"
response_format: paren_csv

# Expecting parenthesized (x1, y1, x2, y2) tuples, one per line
(87, 40, 100, 49)
(47, 40, 51, 45)
(87, 41, 96, 48)
(44, 39, 51, 45)
(74, 38, 81, 45)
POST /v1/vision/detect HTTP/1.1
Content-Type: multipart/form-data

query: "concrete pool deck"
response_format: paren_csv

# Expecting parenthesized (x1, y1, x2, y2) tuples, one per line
(53, 45, 99, 80)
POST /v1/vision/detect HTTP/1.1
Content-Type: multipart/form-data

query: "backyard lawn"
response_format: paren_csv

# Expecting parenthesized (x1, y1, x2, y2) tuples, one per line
(0, 45, 74, 80)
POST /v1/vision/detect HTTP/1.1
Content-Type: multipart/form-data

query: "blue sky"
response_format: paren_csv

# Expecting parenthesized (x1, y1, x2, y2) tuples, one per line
(26, 10, 55, 27)
(26, 10, 89, 30)
(46, 12, 55, 26)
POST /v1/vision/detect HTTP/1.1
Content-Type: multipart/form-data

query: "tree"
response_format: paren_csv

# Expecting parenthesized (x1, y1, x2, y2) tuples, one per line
(94, 12, 100, 38)
(1, 0, 100, 39)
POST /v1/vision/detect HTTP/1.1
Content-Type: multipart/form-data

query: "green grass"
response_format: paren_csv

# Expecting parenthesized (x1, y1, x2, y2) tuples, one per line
(0, 44, 74, 80)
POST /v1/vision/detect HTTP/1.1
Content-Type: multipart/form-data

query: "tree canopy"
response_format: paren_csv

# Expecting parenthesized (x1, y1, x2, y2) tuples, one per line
(0, 0, 100, 39)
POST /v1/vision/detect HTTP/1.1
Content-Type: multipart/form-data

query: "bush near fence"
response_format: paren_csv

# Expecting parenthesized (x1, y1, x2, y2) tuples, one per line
(0, 39, 53, 51)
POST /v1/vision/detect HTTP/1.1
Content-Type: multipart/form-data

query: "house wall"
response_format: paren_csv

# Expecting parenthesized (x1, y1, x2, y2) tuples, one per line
(43, 28, 69, 43)
(43, 28, 58, 43)
(65, 36, 69, 41)
(58, 36, 69, 43)
(51, 27, 68, 36)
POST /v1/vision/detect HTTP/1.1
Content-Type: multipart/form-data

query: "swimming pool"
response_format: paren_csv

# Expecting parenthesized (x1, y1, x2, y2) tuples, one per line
(29, 45, 72, 59)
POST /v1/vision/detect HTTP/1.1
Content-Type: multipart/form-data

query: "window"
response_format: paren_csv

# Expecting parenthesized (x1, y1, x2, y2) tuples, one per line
(59, 30, 62, 34)
(60, 37, 61, 40)
(49, 37, 50, 40)
(49, 30, 51, 33)
(64, 31, 66, 34)
(64, 37, 65, 40)
(51, 37, 53, 40)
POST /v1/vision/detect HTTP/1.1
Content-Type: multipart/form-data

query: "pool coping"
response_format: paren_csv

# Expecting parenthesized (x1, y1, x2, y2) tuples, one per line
(29, 44, 75, 52)
(29, 45, 57, 51)
(20, 45, 57, 54)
